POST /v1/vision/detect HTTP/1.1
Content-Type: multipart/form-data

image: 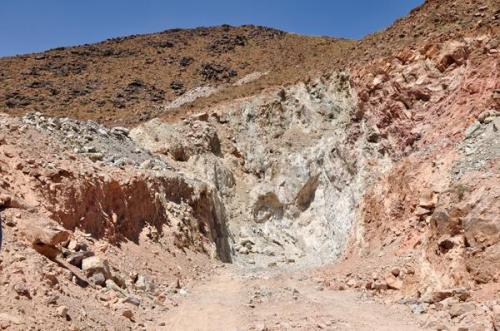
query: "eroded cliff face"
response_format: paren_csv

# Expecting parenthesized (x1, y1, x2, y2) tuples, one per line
(129, 33, 498, 329)
(352, 35, 499, 295)
(131, 72, 393, 269)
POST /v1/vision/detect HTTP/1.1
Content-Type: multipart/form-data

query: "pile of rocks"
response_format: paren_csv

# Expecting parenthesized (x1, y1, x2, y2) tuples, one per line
(60, 237, 160, 309)
(22, 112, 170, 170)
(199, 63, 237, 82)
(207, 34, 247, 53)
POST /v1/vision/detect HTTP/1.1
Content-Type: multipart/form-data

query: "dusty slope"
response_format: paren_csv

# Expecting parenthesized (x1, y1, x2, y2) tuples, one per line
(0, 0, 499, 330)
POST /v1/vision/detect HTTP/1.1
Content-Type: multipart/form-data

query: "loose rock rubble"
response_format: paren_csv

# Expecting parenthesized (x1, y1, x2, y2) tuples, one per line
(22, 112, 170, 170)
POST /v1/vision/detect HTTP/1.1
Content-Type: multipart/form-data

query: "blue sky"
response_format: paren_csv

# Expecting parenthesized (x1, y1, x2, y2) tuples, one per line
(0, 0, 424, 57)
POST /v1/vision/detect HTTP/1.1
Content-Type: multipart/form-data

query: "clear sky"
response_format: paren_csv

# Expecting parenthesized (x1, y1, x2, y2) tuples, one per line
(0, 0, 424, 57)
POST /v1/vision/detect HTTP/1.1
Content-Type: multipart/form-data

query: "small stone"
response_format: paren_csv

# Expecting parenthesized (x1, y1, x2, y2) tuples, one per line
(192, 112, 208, 121)
(477, 110, 491, 123)
(89, 272, 106, 287)
(121, 309, 134, 321)
(418, 191, 437, 209)
(106, 279, 126, 296)
(483, 116, 495, 124)
(67, 240, 87, 252)
(415, 206, 432, 216)
(46, 294, 59, 305)
(391, 268, 401, 277)
(410, 303, 427, 315)
(13, 283, 31, 298)
(385, 275, 403, 290)
(111, 274, 127, 289)
(238, 246, 249, 255)
(449, 302, 475, 318)
(56, 305, 68, 318)
(425, 288, 470, 303)
(66, 251, 94, 268)
(123, 295, 141, 307)
(87, 152, 104, 162)
(139, 159, 153, 170)
(67, 240, 78, 251)
(82, 145, 97, 153)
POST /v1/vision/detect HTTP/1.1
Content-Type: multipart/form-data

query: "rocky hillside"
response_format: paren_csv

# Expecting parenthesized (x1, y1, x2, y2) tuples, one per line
(0, 0, 499, 330)
(0, 25, 352, 126)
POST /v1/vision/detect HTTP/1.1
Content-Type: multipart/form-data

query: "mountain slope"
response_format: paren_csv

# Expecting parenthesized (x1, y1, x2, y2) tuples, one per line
(0, 25, 352, 126)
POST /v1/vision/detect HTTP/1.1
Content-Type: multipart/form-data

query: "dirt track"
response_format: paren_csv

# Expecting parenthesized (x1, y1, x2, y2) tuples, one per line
(163, 266, 425, 331)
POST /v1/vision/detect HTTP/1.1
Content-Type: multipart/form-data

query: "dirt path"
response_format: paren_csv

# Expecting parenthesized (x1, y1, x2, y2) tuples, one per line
(162, 266, 426, 331)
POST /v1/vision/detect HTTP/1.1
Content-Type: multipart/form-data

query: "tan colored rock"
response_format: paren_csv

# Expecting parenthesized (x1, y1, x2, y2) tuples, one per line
(449, 302, 475, 318)
(135, 274, 155, 292)
(13, 282, 31, 298)
(106, 279, 127, 297)
(372, 282, 388, 291)
(390, 268, 400, 277)
(418, 191, 437, 209)
(425, 288, 470, 303)
(121, 309, 134, 321)
(81, 256, 111, 279)
(56, 305, 69, 318)
(17, 213, 70, 247)
(385, 275, 403, 290)
(192, 112, 208, 121)
(415, 206, 432, 217)
(66, 251, 94, 268)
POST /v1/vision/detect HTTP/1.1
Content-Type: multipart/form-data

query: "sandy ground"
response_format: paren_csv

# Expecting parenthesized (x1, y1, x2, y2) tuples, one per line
(161, 266, 425, 331)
